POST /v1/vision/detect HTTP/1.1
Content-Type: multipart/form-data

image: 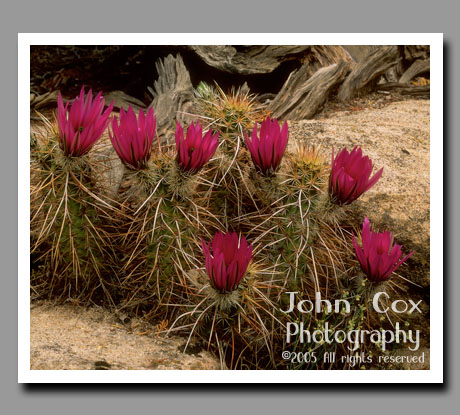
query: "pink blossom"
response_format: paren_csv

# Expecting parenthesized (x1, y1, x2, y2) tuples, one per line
(57, 86, 113, 157)
(353, 217, 414, 283)
(329, 147, 383, 205)
(175, 121, 219, 173)
(109, 106, 156, 169)
(244, 117, 289, 175)
(201, 231, 253, 293)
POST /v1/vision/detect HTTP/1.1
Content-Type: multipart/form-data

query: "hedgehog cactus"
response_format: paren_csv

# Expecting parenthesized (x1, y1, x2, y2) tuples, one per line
(166, 121, 220, 199)
(31, 82, 413, 369)
(170, 115, 354, 366)
(241, 118, 326, 285)
(194, 82, 271, 154)
(114, 119, 221, 320)
(31, 87, 115, 299)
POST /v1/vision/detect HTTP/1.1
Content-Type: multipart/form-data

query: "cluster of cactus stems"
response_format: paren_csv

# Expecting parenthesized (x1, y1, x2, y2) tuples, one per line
(30, 93, 117, 301)
(30, 85, 415, 369)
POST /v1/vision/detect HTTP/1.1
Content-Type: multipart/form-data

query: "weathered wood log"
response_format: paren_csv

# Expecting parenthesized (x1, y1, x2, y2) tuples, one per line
(189, 45, 353, 76)
(341, 46, 404, 82)
(337, 46, 401, 102)
(376, 82, 430, 98)
(104, 90, 145, 112)
(341, 46, 380, 62)
(384, 58, 406, 82)
(148, 54, 195, 143)
(404, 45, 430, 61)
(399, 58, 430, 84)
(190, 45, 308, 74)
(399, 85, 430, 97)
(301, 46, 354, 77)
(269, 61, 352, 120)
(30, 90, 59, 109)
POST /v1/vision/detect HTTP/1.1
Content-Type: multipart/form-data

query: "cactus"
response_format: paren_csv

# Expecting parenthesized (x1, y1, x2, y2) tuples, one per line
(115, 139, 222, 320)
(31, 84, 413, 370)
(30, 115, 115, 301)
(194, 82, 271, 154)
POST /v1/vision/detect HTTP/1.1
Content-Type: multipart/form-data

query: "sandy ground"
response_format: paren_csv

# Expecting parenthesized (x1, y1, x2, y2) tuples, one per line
(30, 301, 222, 370)
(30, 97, 430, 370)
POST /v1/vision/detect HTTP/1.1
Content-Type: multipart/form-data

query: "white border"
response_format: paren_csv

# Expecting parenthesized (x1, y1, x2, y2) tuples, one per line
(19, 33, 443, 383)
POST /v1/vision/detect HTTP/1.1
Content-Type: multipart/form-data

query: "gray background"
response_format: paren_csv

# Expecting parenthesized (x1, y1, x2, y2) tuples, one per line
(1, 0, 457, 413)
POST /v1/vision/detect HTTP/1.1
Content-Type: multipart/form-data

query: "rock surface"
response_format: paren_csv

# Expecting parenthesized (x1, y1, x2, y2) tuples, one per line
(30, 301, 222, 370)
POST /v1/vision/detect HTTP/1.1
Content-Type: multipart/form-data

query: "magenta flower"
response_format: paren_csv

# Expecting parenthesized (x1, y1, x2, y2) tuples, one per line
(244, 117, 289, 176)
(57, 86, 114, 157)
(353, 217, 414, 283)
(175, 121, 219, 173)
(329, 146, 383, 205)
(109, 106, 156, 169)
(201, 231, 253, 293)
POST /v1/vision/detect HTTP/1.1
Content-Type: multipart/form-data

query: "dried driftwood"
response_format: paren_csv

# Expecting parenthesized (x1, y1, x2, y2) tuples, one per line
(341, 46, 380, 62)
(404, 45, 430, 61)
(104, 91, 145, 112)
(30, 90, 59, 109)
(337, 46, 401, 102)
(399, 58, 430, 84)
(190, 45, 309, 74)
(269, 61, 352, 120)
(189, 45, 353, 76)
(376, 82, 430, 98)
(384, 58, 406, 82)
(148, 54, 195, 142)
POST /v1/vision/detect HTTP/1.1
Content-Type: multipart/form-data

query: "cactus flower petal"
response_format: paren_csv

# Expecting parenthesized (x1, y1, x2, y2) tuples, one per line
(175, 121, 219, 174)
(353, 217, 414, 283)
(109, 105, 156, 169)
(245, 117, 288, 176)
(57, 86, 114, 157)
(329, 146, 383, 205)
(201, 231, 252, 293)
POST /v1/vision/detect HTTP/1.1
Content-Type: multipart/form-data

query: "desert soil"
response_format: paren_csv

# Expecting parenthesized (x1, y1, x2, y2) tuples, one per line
(30, 96, 430, 370)
(30, 300, 222, 370)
